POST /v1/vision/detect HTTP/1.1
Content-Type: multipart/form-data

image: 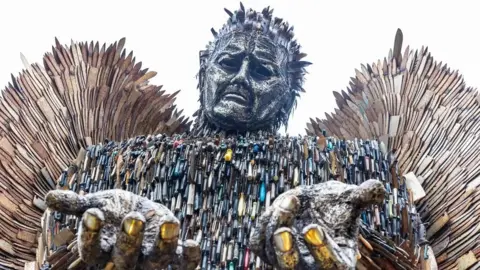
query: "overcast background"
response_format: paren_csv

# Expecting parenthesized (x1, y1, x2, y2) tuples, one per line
(1, 0, 479, 135)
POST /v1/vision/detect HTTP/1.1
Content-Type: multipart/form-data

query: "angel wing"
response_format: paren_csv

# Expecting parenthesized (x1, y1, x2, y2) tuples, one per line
(0, 39, 191, 270)
(307, 29, 480, 270)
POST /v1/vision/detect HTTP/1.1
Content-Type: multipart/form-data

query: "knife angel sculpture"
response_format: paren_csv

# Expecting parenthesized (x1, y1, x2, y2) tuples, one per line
(0, 4, 478, 270)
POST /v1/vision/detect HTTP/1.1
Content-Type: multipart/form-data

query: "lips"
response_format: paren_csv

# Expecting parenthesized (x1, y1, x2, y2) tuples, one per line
(221, 89, 249, 105)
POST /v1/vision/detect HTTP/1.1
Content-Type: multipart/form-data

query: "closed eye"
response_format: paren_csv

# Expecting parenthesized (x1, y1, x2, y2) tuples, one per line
(250, 62, 276, 80)
(219, 58, 240, 72)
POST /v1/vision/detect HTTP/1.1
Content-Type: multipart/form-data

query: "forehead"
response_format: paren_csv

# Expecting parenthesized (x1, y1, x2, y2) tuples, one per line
(215, 32, 284, 62)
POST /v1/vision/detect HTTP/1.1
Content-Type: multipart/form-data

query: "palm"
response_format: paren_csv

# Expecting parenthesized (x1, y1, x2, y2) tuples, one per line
(45, 189, 200, 270)
(250, 180, 385, 269)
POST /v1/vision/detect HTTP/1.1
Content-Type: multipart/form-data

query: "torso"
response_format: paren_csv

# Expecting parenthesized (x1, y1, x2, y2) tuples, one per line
(48, 133, 418, 269)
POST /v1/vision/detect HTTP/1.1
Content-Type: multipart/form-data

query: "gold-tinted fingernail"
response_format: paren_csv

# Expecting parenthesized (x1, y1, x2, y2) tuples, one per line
(303, 225, 334, 265)
(67, 258, 82, 269)
(280, 195, 299, 211)
(304, 226, 325, 246)
(123, 218, 145, 236)
(67, 240, 77, 251)
(104, 261, 115, 270)
(84, 212, 101, 231)
(356, 251, 362, 260)
(160, 222, 180, 240)
(274, 229, 293, 252)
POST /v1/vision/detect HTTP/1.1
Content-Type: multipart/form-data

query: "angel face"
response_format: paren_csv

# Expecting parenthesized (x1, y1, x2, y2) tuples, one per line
(201, 32, 292, 132)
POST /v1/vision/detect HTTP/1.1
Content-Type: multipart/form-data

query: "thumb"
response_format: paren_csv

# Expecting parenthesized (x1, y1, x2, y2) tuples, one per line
(46, 190, 92, 215)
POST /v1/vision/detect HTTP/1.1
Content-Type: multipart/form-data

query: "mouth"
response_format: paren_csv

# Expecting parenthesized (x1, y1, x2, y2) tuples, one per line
(221, 91, 249, 105)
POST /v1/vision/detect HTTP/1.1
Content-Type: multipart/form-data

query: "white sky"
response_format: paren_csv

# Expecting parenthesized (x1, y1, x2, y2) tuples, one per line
(1, 0, 479, 135)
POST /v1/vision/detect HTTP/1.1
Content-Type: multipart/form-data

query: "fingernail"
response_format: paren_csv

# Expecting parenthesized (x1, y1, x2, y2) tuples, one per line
(123, 218, 145, 236)
(304, 225, 325, 246)
(160, 222, 180, 240)
(274, 228, 293, 252)
(279, 195, 299, 211)
(104, 261, 115, 270)
(67, 240, 77, 251)
(83, 212, 101, 231)
(67, 258, 82, 269)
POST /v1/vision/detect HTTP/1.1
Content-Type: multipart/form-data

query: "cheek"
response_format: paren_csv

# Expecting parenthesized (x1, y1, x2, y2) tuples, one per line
(255, 79, 289, 104)
(202, 68, 221, 104)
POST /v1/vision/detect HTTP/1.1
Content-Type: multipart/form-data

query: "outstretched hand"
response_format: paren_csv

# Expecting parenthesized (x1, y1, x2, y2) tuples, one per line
(45, 189, 200, 270)
(249, 180, 386, 269)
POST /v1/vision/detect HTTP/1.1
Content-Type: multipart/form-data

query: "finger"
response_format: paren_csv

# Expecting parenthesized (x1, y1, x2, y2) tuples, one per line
(45, 190, 92, 215)
(175, 239, 201, 270)
(111, 211, 146, 270)
(273, 227, 300, 269)
(349, 179, 386, 207)
(141, 214, 180, 269)
(66, 257, 86, 270)
(266, 194, 301, 265)
(103, 262, 115, 270)
(302, 224, 336, 268)
(77, 208, 111, 266)
(158, 214, 180, 249)
(104, 262, 115, 270)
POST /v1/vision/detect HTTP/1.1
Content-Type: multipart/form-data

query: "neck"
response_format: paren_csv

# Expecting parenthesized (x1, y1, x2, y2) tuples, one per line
(191, 106, 280, 137)
(191, 109, 280, 137)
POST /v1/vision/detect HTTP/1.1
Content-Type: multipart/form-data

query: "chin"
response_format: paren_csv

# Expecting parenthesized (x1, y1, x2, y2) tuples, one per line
(214, 101, 250, 118)
(208, 105, 248, 130)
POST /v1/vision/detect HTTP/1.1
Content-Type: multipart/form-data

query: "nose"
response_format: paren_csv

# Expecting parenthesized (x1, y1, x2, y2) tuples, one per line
(230, 59, 251, 88)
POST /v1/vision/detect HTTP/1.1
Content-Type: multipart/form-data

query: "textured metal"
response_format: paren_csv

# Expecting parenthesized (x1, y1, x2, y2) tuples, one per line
(250, 179, 386, 269)
(0, 39, 190, 270)
(192, 3, 311, 135)
(45, 189, 200, 269)
(1, 3, 478, 270)
(307, 29, 480, 269)
(36, 134, 424, 270)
